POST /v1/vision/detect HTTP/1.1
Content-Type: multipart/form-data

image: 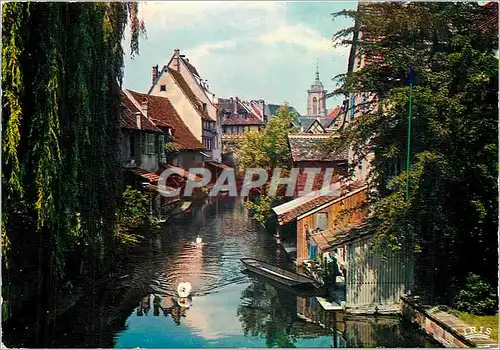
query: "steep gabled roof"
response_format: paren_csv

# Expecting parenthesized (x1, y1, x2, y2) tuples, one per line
(317, 117, 336, 130)
(328, 106, 341, 119)
(266, 104, 301, 118)
(120, 91, 161, 132)
(168, 69, 212, 121)
(127, 90, 204, 150)
(182, 58, 200, 77)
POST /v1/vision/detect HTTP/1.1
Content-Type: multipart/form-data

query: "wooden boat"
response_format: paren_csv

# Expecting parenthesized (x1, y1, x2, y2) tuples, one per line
(241, 269, 322, 296)
(157, 201, 193, 223)
(240, 258, 317, 288)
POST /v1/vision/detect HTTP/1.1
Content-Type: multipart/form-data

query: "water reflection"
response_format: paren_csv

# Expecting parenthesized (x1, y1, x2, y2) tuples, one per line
(4, 197, 437, 348)
(237, 276, 332, 348)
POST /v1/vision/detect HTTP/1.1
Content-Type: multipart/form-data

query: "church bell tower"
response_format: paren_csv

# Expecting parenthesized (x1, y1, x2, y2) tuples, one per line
(307, 63, 327, 117)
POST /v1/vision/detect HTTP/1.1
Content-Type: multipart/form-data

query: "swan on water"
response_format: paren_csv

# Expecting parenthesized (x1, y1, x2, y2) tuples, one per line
(195, 236, 202, 244)
(177, 282, 192, 298)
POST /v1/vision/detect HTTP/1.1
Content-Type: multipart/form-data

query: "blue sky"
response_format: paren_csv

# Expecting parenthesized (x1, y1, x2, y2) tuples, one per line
(123, 1, 357, 115)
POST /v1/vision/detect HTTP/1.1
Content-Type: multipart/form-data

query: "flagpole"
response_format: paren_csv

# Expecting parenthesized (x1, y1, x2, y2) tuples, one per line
(405, 64, 413, 201)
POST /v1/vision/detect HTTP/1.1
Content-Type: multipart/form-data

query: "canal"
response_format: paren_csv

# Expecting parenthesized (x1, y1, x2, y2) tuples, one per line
(5, 197, 438, 348)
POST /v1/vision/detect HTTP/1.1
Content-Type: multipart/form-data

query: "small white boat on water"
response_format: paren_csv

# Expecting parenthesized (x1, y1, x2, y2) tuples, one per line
(195, 236, 202, 244)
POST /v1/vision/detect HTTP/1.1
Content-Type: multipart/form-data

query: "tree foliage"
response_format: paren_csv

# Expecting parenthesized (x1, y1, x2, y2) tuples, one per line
(237, 106, 297, 224)
(329, 2, 498, 303)
(453, 273, 498, 315)
(236, 105, 297, 171)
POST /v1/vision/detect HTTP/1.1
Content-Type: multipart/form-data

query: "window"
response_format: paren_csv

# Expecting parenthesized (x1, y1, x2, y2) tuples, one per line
(160, 85, 166, 92)
(158, 135, 165, 155)
(316, 212, 329, 232)
(312, 97, 318, 115)
(388, 160, 400, 180)
(142, 133, 156, 154)
(350, 96, 356, 121)
(203, 138, 212, 150)
(129, 134, 135, 158)
(202, 103, 207, 113)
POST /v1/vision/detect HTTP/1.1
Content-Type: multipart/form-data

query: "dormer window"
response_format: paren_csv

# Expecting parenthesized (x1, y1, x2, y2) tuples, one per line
(160, 85, 166, 92)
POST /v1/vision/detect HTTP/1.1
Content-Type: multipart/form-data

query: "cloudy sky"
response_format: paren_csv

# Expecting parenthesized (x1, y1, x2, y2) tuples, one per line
(123, 1, 357, 115)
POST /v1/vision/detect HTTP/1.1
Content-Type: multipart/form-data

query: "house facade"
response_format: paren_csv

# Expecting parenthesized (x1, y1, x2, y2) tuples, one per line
(120, 90, 169, 172)
(126, 90, 205, 170)
(149, 49, 222, 163)
(217, 97, 265, 135)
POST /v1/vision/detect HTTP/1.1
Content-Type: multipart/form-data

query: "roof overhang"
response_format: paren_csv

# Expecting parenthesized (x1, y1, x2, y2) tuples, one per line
(297, 185, 368, 221)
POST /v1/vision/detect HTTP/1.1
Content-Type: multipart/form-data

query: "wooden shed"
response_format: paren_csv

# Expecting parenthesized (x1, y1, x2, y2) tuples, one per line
(272, 181, 367, 264)
(272, 181, 414, 313)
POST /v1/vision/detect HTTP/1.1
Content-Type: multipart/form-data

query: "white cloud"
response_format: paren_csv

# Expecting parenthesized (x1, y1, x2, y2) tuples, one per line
(186, 41, 236, 65)
(260, 24, 349, 56)
(138, 1, 285, 30)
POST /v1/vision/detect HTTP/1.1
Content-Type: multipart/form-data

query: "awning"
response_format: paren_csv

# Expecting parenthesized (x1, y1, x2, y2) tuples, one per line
(310, 222, 373, 251)
(206, 162, 232, 170)
(165, 164, 203, 182)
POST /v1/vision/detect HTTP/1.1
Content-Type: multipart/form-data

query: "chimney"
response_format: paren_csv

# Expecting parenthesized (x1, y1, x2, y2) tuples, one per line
(135, 112, 142, 129)
(261, 100, 265, 120)
(141, 97, 148, 118)
(234, 97, 239, 115)
(174, 48, 181, 72)
(152, 65, 159, 86)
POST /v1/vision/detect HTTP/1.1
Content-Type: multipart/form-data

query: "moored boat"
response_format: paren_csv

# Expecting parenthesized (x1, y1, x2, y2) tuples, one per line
(240, 258, 317, 288)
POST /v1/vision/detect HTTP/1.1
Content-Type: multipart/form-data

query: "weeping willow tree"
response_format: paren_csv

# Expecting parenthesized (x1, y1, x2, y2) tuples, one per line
(2, 1, 145, 332)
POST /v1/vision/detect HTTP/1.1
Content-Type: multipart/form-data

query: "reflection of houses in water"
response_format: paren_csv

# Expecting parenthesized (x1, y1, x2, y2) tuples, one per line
(136, 293, 191, 326)
(296, 295, 430, 348)
(136, 294, 152, 316)
(296, 296, 346, 335)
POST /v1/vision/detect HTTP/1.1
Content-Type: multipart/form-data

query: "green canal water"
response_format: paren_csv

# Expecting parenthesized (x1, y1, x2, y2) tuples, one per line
(4, 197, 439, 348)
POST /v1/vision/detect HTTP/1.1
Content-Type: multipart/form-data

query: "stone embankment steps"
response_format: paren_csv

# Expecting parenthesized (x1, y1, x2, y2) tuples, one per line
(430, 310, 498, 348)
(402, 296, 499, 348)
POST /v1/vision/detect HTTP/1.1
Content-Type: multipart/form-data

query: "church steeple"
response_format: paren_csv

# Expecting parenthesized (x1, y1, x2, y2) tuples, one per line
(307, 63, 327, 117)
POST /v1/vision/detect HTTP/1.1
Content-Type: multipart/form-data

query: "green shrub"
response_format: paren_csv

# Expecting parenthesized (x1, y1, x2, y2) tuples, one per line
(453, 273, 498, 315)
(246, 195, 274, 224)
(115, 186, 154, 244)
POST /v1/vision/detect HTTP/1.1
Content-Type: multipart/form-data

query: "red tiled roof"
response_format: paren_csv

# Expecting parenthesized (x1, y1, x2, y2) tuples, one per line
(168, 69, 212, 121)
(131, 167, 160, 185)
(477, 1, 498, 35)
(221, 113, 265, 126)
(127, 90, 204, 151)
(295, 172, 343, 198)
(327, 106, 341, 119)
(274, 181, 367, 225)
(120, 92, 161, 132)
